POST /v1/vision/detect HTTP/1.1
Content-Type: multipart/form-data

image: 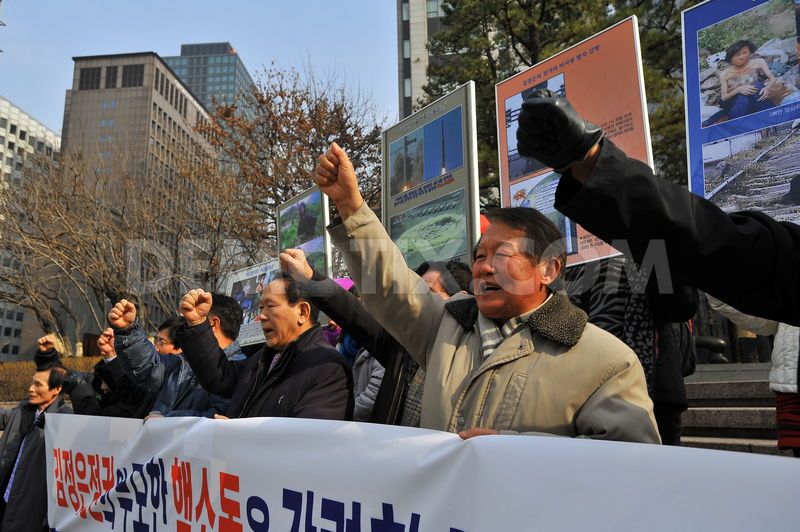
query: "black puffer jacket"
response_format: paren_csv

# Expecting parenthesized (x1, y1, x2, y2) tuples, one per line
(176, 321, 353, 420)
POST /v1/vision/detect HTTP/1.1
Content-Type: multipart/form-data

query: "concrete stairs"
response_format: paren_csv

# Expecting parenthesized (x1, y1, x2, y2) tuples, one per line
(681, 364, 793, 456)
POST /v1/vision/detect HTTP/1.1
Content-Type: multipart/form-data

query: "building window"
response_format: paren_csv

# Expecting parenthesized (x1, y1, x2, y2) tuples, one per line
(15, 312, 22, 321)
(9, 124, 16, 135)
(79, 67, 102, 90)
(427, 0, 444, 18)
(18, 131, 26, 141)
(403, 40, 411, 59)
(10, 345, 18, 355)
(105, 66, 118, 88)
(403, 78, 412, 97)
(402, 2, 409, 21)
(5, 310, 12, 319)
(121, 64, 145, 87)
(3, 327, 10, 337)
(13, 329, 20, 338)
(0, 118, 6, 129)
(1, 345, 8, 354)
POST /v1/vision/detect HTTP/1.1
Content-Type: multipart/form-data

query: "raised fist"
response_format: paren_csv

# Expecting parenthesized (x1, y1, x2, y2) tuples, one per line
(280, 249, 314, 281)
(36, 334, 58, 353)
(180, 289, 212, 326)
(97, 328, 116, 359)
(516, 89, 603, 172)
(313, 143, 363, 220)
(108, 299, 137, 329)
(62, 371, 86, 395)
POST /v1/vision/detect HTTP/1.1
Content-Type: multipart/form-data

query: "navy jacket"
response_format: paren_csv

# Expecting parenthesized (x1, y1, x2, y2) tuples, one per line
(114, 321, 228, 417)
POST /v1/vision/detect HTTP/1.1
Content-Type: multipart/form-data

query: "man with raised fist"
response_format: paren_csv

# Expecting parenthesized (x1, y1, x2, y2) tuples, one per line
(175, 279, 353, 420)
(312, 142, 658, 443)
(515, 89, 800, 326)
(0, 335, 71, 531)
(108, 299, 228, 418)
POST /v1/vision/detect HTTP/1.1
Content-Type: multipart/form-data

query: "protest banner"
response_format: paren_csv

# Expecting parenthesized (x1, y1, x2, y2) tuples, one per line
(495, 16, 652, 266)
(278, 187, 331, 276)
(225, 259, 280, 346)
(46, 413, 800, 531)
(382, 81, 479, 270)
(683, 0, 800, 221)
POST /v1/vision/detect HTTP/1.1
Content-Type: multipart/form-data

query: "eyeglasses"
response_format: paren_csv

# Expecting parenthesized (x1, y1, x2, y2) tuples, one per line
(155, 337, 173, 347)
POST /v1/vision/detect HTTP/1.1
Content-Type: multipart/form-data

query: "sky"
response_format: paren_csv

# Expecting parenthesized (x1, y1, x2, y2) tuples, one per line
(0, 0, 399, 133)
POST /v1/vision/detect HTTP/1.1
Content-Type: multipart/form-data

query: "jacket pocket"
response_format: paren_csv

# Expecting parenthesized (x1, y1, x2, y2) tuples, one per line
(494, 371, 528, 430)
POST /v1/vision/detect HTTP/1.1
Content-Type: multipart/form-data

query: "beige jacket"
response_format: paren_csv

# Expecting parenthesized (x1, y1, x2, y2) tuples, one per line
(330, 203, 660, 443)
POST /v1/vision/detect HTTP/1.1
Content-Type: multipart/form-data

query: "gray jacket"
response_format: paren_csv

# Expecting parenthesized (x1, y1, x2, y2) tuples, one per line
(352, 349, 385, 422)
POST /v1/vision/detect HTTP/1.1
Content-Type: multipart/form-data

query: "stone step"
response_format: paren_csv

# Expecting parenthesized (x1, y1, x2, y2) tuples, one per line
(686, 380, 774, 407)
(682, 407, 777, 439)
(686, 363, 771, 383)
(682, 436, 794, 457)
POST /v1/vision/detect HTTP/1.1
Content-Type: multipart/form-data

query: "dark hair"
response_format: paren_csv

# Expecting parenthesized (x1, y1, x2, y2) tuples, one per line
(415, 260, 473, 296)
(725, 40, 757, 63)
(46, 364, 68, 390)
(157, 315, 186, 343)
(477, 207, 566, 276)
(209, 293, 244, 341)
(278, 273, 320, 322)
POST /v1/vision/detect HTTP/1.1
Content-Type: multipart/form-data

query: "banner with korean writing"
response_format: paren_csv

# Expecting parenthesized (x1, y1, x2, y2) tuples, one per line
(46, 413, 800, 531)
(381, 81, 479, 270)
(225, 258, 280, 346)
(683, 0, 800, 221)
(495, 16, 652, 266)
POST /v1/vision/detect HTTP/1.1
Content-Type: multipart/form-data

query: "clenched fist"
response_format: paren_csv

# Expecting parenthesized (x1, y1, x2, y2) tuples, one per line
(97, 328, 116, 359)
(180, 289, 212, 326)
(36, 334, 58, 353)
(516, 89, 603, 172)
(280, 249, 314, 281)
(313, 142, 363, 220)
(108, 299, 137, 329)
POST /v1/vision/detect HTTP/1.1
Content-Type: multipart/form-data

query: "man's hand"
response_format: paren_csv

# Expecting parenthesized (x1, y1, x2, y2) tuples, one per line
(458, 427, 500, 440)
(214, 414, 230, 420)
(313, 142, 363, 220)
(516, 89, 603, 173)
(180, 289, 212, 326)
(97, 328, 116, 360)
(36, 334, 58, 353)
(280, 249, 314, 281)
(108, 299, 137, 329)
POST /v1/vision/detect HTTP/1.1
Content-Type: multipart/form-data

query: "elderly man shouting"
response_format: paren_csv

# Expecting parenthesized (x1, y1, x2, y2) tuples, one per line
(313, 143, 659, 443)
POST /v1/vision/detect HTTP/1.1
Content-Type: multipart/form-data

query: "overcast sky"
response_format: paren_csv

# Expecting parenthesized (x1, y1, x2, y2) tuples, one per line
(0, 0, 399, 133)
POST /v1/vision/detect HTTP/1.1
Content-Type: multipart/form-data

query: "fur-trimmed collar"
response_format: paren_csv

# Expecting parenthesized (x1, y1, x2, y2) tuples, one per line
(444, 291, 587, 347)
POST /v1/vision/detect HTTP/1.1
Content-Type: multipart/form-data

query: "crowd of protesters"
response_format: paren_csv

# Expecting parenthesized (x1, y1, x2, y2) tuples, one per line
(1, 89, 798, 530)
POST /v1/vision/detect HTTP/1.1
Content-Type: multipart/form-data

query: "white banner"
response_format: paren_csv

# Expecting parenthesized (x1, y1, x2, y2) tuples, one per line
(46, 413, 800, 531)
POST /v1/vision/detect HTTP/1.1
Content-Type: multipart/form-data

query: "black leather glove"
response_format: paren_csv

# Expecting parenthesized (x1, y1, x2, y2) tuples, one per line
(62, 370, 86, 395)
(516, 89, 603, 172)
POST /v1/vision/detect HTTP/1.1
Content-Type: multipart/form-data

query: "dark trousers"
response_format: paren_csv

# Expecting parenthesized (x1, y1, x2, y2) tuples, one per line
(654, 402, 685, 446)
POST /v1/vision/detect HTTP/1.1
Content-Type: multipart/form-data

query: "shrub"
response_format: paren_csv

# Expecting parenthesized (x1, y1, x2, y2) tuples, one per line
(0, 357, 102, 402)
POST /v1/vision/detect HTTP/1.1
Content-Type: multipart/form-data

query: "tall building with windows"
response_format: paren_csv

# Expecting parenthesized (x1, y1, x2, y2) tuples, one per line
(397, 0, 446, 118)
(0, 96, 60, 360)
(163, 42, 256, 113)
(61, 52, 216, 348)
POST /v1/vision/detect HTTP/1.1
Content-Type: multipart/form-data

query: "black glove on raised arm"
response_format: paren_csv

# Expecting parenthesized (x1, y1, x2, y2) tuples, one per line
(516, 89, 604, 172)
(62, 370, 86, 395)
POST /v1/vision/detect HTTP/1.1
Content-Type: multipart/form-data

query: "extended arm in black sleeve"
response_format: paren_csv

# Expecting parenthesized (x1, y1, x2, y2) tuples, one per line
(555, 139, 800, 326)
(174, 320, 244, 398)
(300, 271, 402, 368)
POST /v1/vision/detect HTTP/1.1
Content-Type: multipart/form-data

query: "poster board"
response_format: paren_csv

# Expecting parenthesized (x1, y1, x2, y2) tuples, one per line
(381, 81, 480, 270)
(225, 258, 280, 346)
(278, 186, 332, 276)
(683, 0, 800, 221)
(495, 16, 653, 266)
